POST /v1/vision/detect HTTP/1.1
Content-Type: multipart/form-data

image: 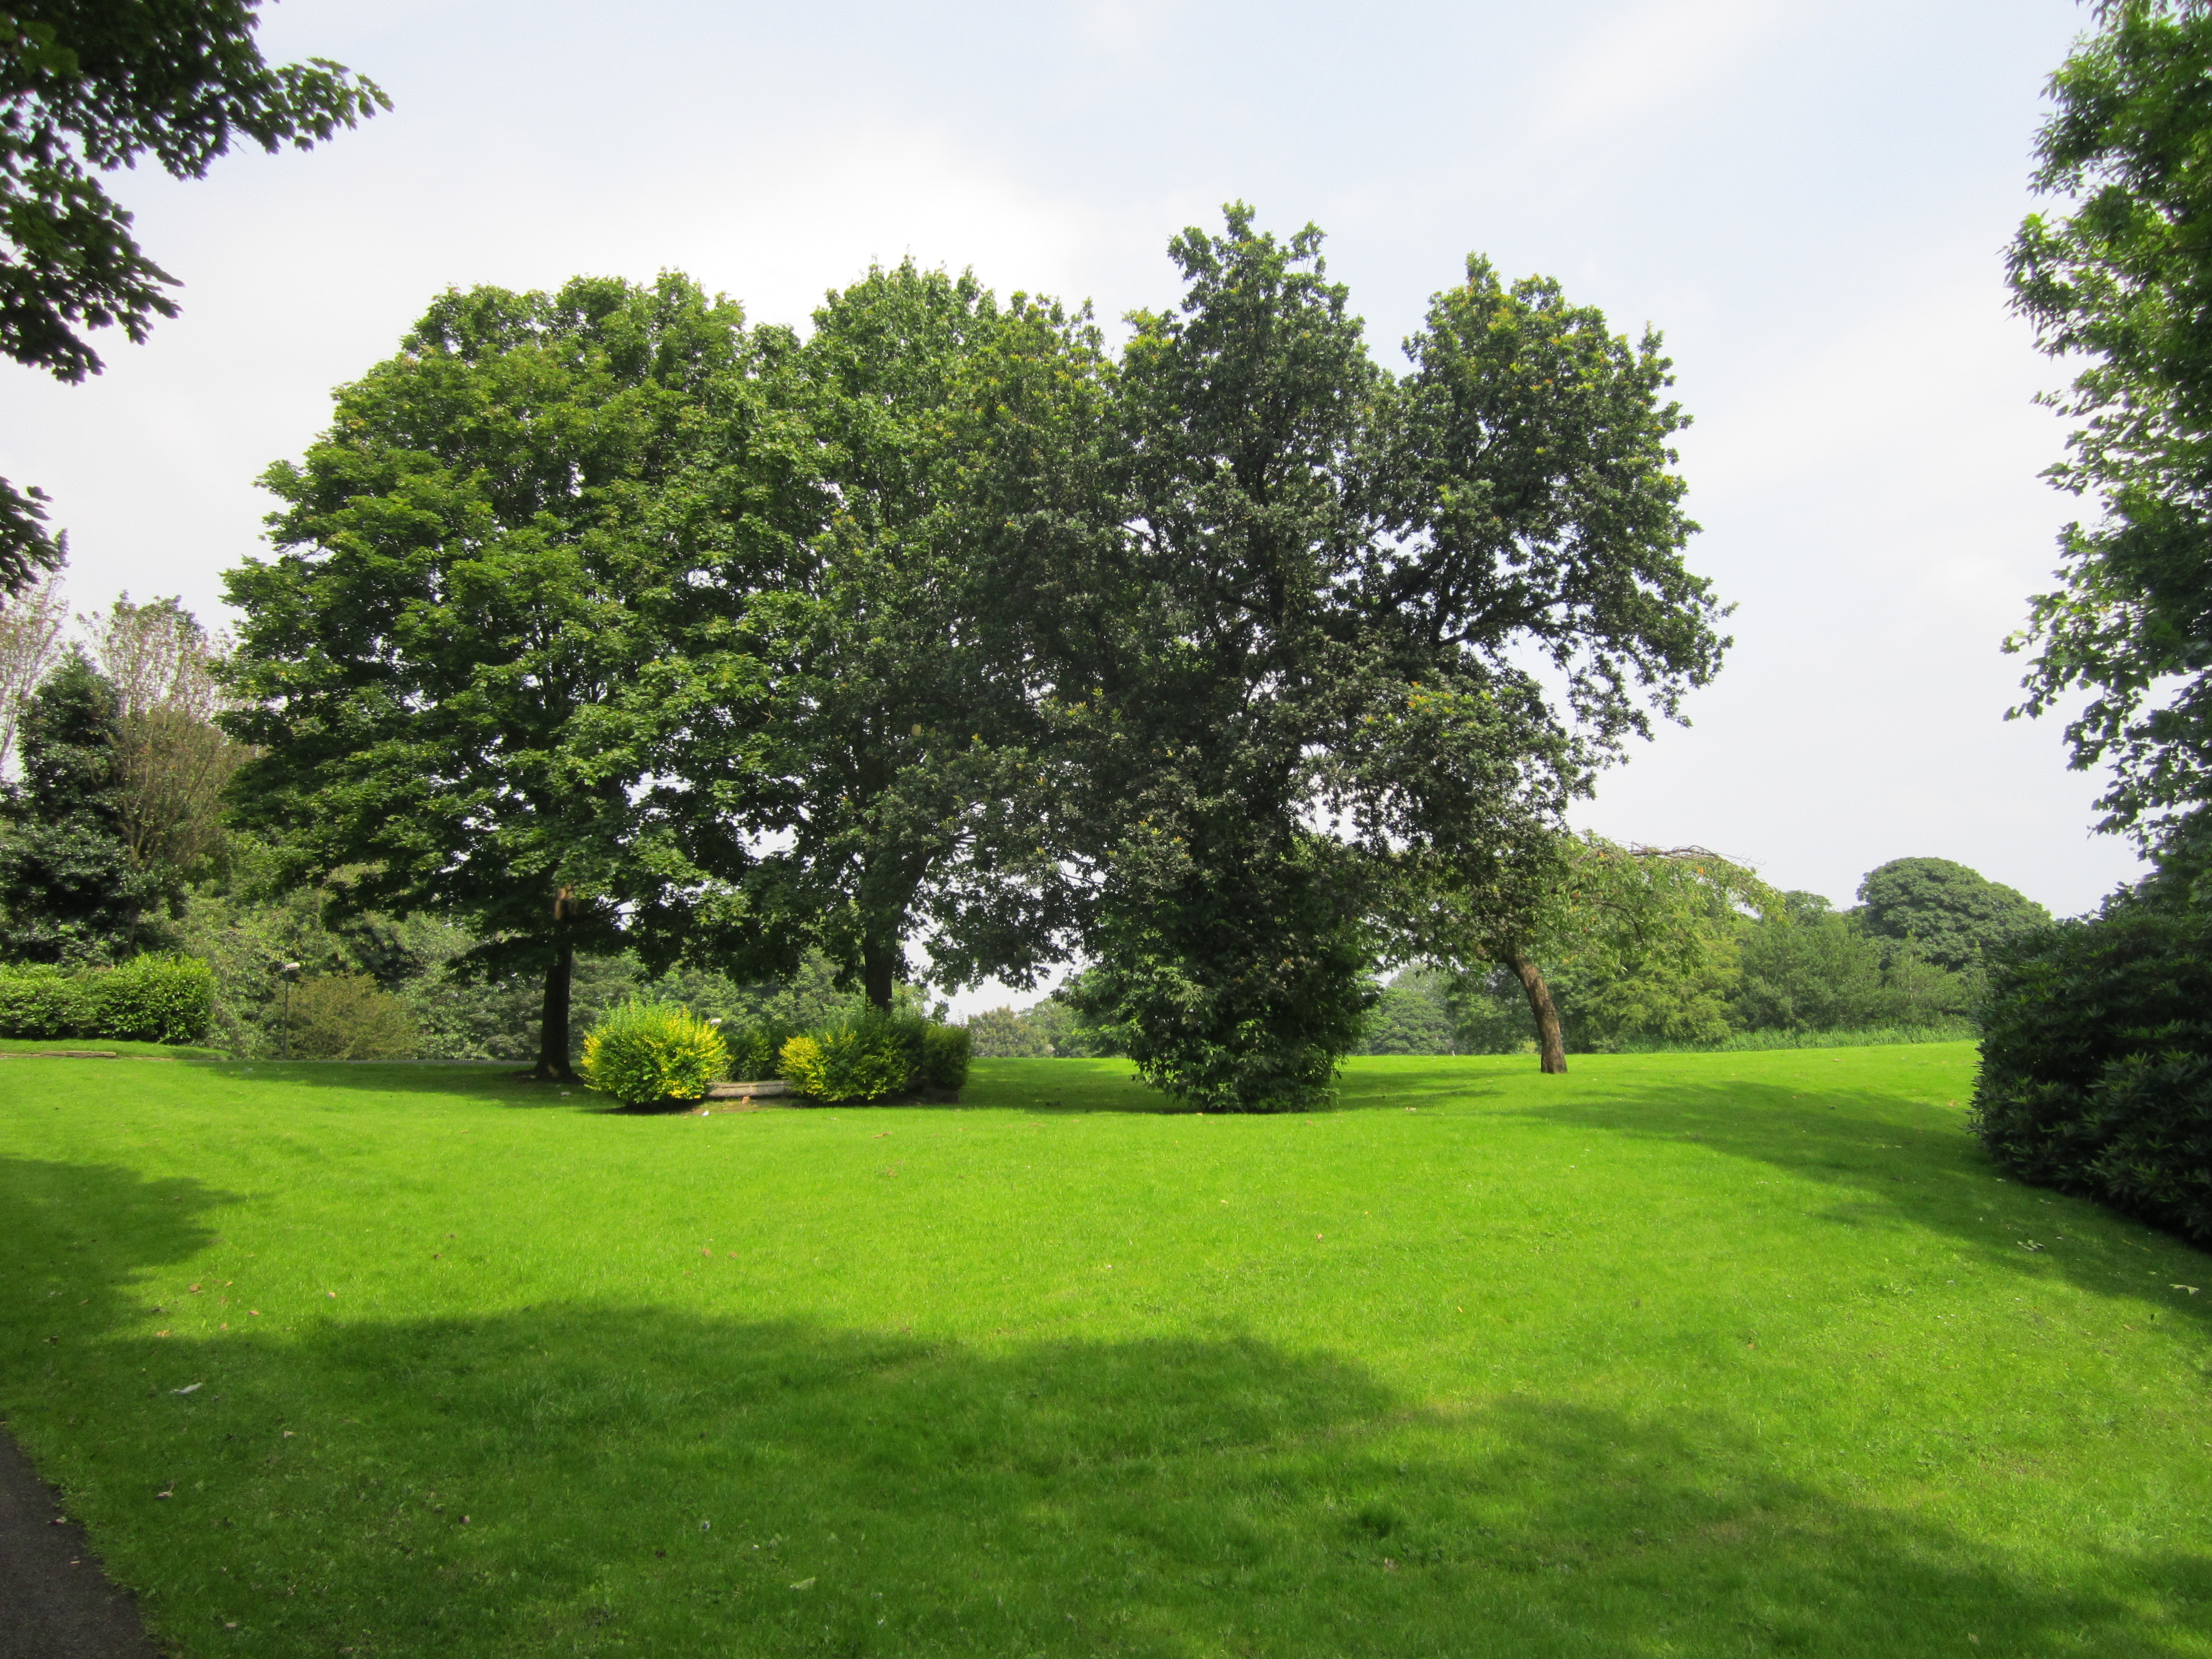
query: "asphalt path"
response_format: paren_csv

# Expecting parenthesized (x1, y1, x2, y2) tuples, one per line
(0, 1427, 159, 1658)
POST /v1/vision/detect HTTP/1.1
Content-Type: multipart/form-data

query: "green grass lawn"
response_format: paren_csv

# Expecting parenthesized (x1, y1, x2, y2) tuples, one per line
(2, 1045, 2207, 1657)
(0, 1036, 228, 1059)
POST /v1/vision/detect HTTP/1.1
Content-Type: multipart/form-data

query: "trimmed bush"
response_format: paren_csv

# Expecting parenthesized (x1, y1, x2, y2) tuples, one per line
(84, 954, 214, 1046)
(920, 1021, 971, 1092)
(779, 1015, 913, 1103)
(1970, 901, 2212, 1245)
(0, 954, 211, 1045)
(778, 1009, 966, 1102)
(579, 1001, 729, 1108)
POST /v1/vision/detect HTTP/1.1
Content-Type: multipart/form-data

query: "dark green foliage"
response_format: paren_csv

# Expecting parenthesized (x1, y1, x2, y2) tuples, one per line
(1047, 213, 1722, 1108)
(1731, 898, 1890, 1032)
(659, 261, 1100, 1012)
(642, 951, 890, 1040)
(0, 963, 82, 1036)
(1729, 886, 1980, 1036)
(1442, 968, 1544, 1054)
(0, 953, 210, 1044)
(176, 847, 882, 1064)
(1069, 837, 1378, 1112)
(1857, 858, 2051, 975)
(721, 1019, 800, 1083)
(86, 952, 212, 1044)
(0, 1, 385, 591)
(2007, 2, 2212, 853)
(0, 649, 154, 962)
(1972, 894, 2212, 1245)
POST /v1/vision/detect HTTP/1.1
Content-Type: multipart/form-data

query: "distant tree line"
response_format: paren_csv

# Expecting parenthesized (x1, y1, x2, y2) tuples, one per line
(970, 852, 2048, 1059)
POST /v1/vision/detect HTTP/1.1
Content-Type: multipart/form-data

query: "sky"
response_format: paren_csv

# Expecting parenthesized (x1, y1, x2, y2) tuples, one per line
(1, 0, 2137, 1006)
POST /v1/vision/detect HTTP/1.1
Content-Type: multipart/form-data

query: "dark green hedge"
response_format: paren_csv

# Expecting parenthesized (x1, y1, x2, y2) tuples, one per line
(1970, 902, 2212, 1245)
(0, 955, 215, 1046)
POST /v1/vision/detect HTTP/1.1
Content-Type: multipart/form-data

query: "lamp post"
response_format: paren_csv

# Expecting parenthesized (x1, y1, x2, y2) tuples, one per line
(279, 962, 302, 1060)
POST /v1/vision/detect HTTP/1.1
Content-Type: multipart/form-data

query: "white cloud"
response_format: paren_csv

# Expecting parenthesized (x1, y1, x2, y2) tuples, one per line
(1543, 0, 1786, 135)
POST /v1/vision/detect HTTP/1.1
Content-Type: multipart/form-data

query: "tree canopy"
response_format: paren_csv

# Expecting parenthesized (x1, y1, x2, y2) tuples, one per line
(221, 212, 1726, 1102)
(0, 1, 385, 594)
(1855, 856, 2052, 975)
(221, 274, 746, 1079)
(2007, 0, 2212, 864)
(657, 261, 1103, 1011)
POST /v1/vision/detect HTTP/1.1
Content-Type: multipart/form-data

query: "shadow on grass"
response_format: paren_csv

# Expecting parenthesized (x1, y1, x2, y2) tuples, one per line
(4, 1158, 2209, 1657)
(1508, 1071, 2212, 1320)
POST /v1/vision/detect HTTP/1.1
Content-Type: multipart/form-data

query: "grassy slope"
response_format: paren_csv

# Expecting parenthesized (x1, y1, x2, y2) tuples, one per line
(1, 1046, 2207, 1657)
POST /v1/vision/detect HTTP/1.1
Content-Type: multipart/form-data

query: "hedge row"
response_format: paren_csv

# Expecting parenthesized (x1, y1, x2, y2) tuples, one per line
(0, 955, 216, 1046)
(1971, 901, 2212, 1246)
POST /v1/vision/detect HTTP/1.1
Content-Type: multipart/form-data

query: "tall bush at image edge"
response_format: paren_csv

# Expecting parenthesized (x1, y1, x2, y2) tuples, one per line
(1971, 902, 2212, 1245)
(578, 1001, 729, 1108)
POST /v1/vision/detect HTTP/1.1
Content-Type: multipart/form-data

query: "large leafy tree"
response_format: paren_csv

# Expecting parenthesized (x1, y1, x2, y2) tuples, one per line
(663, 262, 1107, 1009)
(0, 647, 151, 960)
(0, 1, 386, 592)
(222, 274, 747, 1080)
(1050, 210, 1727, 1107)
(2007, 0, 2212, 864)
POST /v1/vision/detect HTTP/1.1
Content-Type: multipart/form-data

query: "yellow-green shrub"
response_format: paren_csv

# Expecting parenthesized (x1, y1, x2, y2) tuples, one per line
(580, 1001, 728, 1107)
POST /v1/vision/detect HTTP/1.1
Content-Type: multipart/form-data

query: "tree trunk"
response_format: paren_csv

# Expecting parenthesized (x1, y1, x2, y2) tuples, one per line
(861, 935, 898, 1012)
(528, 888, 579, 1082)
(1507, 951, 1567, 1074)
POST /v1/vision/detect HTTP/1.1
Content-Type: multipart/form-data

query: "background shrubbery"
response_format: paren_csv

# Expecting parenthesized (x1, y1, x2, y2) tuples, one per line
(0, 954, 212, 1045)
(285, 973, 418, 1060)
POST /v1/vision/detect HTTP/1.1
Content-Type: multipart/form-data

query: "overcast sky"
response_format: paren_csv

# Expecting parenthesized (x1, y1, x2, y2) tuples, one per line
(3, 0, 2135, 1002)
